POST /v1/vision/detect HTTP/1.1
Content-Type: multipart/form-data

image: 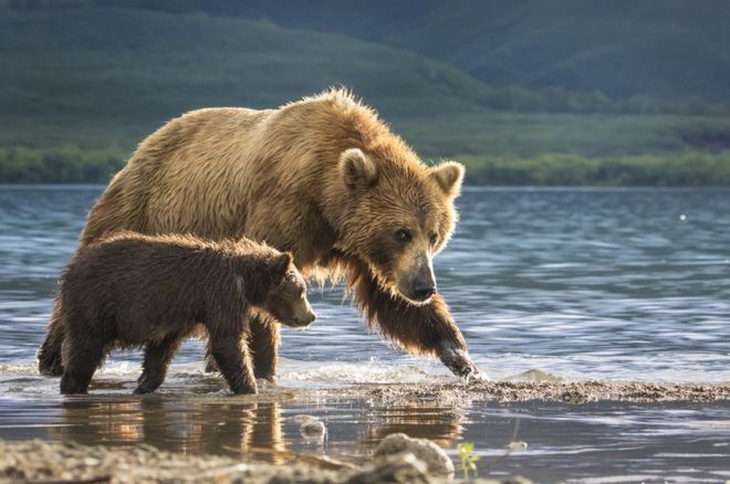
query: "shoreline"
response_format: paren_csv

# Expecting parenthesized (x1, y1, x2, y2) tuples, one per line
(310, 379, 730, 405)
(0, 439, 530, 484)
(2, 361, 729, 403)
(1, 378, 728, 483)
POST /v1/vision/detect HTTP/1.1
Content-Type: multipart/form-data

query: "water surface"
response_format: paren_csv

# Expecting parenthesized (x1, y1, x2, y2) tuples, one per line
(1, 185, 729, 482)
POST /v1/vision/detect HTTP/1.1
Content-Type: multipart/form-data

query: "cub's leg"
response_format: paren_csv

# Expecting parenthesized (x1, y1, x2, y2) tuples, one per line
(60, 331, 105, 395)
(135, 333, 183, 395)
(209, 326, 257, 394)
(204, 313, 279, 380)
(247, 312, 280, 381)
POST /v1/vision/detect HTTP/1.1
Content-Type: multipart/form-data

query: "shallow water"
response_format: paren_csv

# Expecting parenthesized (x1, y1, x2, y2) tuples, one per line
(1, 185, 729, 481)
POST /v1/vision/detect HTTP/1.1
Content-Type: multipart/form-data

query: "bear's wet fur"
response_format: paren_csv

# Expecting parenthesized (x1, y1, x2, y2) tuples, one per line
(38, 88, 480, 381)
(53, 231, 314, 395)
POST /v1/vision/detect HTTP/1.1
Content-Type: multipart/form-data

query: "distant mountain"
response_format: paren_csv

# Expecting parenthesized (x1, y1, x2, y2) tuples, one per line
(199, 0, 730, 101)
(2, 1, 730, 186)
(0, 5, 492, 147)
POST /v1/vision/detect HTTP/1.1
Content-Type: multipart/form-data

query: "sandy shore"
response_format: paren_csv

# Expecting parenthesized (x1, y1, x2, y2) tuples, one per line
(0, 439, 533, 484)
(0, 439, 341, 483)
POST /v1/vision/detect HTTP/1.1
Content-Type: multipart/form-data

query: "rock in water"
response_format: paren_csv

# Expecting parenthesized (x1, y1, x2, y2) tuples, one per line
(373, 433, 454, 479)
(300, 420, 327, 441)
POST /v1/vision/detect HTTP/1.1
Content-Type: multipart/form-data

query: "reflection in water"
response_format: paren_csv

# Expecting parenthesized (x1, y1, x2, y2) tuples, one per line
(42, 381, 470, 464)
(9, 388, 729, 482)
(54, 400, 144, 445)
(51, 397, 286, 461)
(365, 403, 464, 449)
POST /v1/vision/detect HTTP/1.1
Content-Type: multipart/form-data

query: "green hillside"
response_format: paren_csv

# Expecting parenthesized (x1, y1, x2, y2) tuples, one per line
(1, 3, 729, 185)
(0, 6, 491, 148)
(200, 0, 730, 101)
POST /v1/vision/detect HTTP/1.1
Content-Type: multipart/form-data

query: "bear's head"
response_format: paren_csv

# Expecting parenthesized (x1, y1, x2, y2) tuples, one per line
(262, 252, 317, 327)
(337, 148, 464, 304)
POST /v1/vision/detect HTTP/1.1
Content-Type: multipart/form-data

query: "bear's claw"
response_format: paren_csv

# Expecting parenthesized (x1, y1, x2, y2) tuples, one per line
(438, 342, 484, 381)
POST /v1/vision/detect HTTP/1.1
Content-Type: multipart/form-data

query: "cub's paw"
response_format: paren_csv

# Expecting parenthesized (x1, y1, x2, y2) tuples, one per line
(60, 376, 88, 395)
(134, 374, 163, 395)
(133, 383, 158, 395)
(230, 383, 258, 395)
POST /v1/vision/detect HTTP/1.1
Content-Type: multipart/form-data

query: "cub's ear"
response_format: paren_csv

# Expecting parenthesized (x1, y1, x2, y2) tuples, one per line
(272, 252, 293, 281)
(340, 148, 377, 190)
(430, 161, 465, 197)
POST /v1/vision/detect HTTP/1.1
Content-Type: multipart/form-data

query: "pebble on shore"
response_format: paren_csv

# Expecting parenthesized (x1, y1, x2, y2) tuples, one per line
(374, 433, 455, 479)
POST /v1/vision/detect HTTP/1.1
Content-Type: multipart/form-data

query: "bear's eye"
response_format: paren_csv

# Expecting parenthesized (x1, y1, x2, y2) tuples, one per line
(395, 229, 412, 243)
(429, 233, 438, 246)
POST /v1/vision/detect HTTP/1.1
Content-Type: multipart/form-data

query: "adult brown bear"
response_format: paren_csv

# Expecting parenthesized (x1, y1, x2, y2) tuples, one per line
(38, 89, 481, 380)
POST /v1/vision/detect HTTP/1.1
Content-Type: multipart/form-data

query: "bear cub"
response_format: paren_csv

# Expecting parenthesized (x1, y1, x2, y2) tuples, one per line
(54, 231, 315, 395)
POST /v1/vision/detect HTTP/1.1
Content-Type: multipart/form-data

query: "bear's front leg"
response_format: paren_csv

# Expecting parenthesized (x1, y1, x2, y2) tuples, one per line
(247, 312, 280, 381)
(209, 327, 257, 394)
(352, 266, 481, 380)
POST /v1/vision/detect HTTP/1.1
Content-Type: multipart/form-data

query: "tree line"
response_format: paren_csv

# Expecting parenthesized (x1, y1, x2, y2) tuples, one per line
(3, 145, 729, 186)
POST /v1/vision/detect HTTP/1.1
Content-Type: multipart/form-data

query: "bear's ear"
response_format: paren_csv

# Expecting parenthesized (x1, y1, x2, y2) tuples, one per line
(429, 161, 465, 197)
(272, 252, 293, 282)
(340, 148, 377, 190)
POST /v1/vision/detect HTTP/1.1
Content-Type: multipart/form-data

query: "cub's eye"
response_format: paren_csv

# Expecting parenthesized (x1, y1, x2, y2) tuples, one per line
(429, 233, 438, 246)
(395, 229, 412, 243)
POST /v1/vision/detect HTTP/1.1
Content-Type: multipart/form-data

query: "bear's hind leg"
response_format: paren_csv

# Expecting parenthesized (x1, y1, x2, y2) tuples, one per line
(209, 327, 257, 395)
(38, 300, 65, 376)
(135, 333, 184, 395)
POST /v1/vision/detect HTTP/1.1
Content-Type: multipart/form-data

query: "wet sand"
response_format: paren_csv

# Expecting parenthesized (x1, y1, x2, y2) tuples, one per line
(342, 377, 730, 404)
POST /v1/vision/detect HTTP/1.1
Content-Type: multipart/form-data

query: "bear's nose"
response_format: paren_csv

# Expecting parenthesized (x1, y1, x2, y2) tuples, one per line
(412, 282, 435, 300)
(296, 310, 316, 326)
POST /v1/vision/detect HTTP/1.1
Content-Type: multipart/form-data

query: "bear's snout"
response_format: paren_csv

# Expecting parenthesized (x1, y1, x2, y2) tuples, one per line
(397, 256, 437, 304)
(297, 310, 317, 326)
(286, 302, 317, 328)
(412, 278, 436, 301)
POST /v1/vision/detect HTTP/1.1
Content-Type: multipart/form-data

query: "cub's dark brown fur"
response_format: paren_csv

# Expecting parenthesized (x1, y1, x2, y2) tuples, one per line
(54, 232, 315, 395)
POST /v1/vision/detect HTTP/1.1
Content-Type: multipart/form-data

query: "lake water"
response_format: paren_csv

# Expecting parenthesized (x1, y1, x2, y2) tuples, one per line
(1, 185, 729, 482)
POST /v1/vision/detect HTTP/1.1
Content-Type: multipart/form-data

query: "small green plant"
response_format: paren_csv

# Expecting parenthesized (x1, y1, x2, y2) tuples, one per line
(457, 442, 480, 479)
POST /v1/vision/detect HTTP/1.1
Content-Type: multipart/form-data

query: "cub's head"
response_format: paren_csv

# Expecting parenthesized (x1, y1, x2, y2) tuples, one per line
(262, 252, 316, 328)
(338, 148, 464, 304)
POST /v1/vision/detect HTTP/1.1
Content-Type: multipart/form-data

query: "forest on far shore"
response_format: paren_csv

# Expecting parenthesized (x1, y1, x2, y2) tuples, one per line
(3, 1, 730, 185)
(4, 146, 730, 187)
